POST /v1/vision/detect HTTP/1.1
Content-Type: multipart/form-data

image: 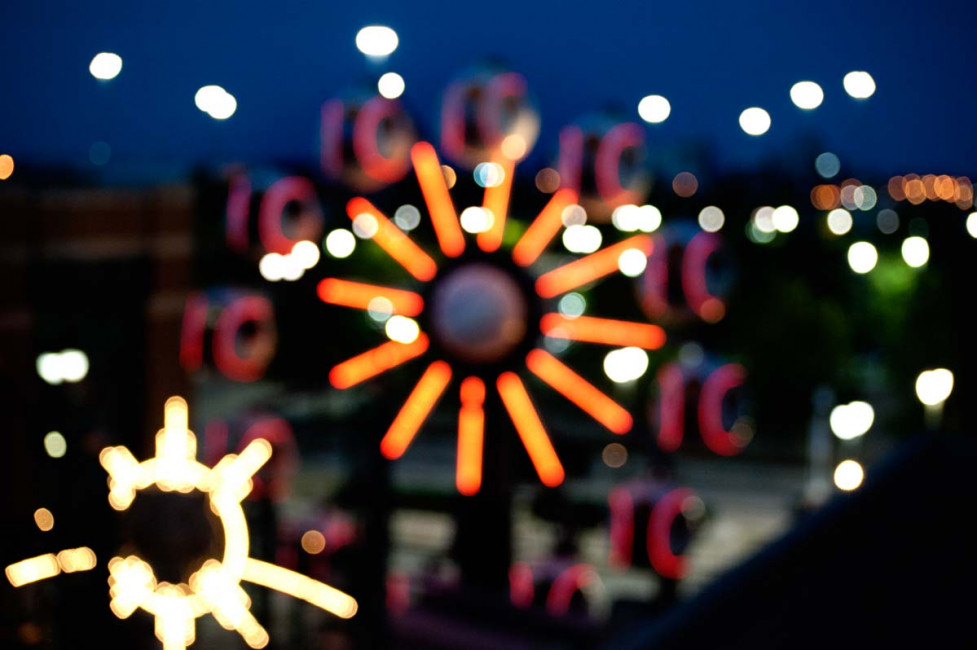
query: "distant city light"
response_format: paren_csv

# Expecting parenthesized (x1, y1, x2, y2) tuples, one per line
(603, 347, 649, 383)
(843, 71, 876, 99)
(698, 206, 725, 232)
(89, 52, 122, 80)
(562, 225, 602, 254)
(877, 209, 899, 234)
(915, 368, 954, 406)
(901, 236, 929, 267)
(827, 208, 852, 235)
(0, 154, 13, 180)
(377, 72, 405, 99)
(43, 432, 67, 458)
(739, 107, 771, 136)
(637, 95, 671, 123)
(459, 207, 494, 234)
(394, 205, 421, 231)
(967, 213, 977, 238)
(815, 152, 840, 178)
(772, 205, 799, 233)
(790, 81, 824, 109)
(617, 248, 648, 277)
(325, 229, 356, 258)
(847, 241, 878, 274)
(834, 459, 864, 491)
(829, 401, 874, 440)
(356, 26, 399, 56)
(195, 85, 237, 120)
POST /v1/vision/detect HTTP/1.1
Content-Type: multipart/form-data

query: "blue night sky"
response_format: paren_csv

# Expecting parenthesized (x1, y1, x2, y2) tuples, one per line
(1, 0, 974, 179)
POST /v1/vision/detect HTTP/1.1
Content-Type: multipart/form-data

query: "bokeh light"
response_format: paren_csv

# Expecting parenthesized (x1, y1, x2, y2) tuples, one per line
(44, 431, 67, 458)
(394, 205, 421, 231)
(967, 213, 977, 238)
(772, 205, 799, 233)
(602, 443, 628, 468)
(672, 172, 698, 198)
(901, 236, 929, 267)
(0, 154, 15, 180)
(877, 209, 899, 234)
(617, 248, 647, 277)
(195, 85, 237, 120)
(843, 71, 876, 99)
(698, 206, 725, 232)
(535, 168, 560, 193)
(557, 293, 586, 319)
(790, 81, 824, 109)
(356, 26, 399, 56)
(301, 531, 326, 555)
(603, 347, 649, 383)
(562, 225, 602, 253)
(829, 401, 874, 440)
(834, 460, 864, 491)
(33, 508, 54, 532)
(847, 241, 878, 274)
(291, 240, 321, 269)
(89, 52, 122, 80)
(915, 368, 954, 406)
(325, 229, 356, 258)
(385, 316, 420, 344)
(739, 107, 771, 136)
(815, 152, 840, 179)
(459, 206, 494, 234)
(378, 72, 405, 99)
(826, 208, 852, 235)
(637, 95, 671, 123)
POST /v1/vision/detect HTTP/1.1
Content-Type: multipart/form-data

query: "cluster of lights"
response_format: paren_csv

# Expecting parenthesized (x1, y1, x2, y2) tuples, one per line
(259, 240, 321, 282)
(640, 71, 873, 136)
(747, 205, 799, 242)
(810, 179, 879, 211)
(36, 349, 89, 385)
(887, 174, 973, 209)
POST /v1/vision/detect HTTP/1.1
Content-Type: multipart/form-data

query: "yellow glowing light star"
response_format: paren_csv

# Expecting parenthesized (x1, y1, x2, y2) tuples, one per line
(6, 396, 357, 650)
(319, 141, 665, 495)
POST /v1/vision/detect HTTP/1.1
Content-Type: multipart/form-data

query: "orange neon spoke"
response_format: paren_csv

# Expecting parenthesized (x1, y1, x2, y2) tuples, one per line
(534, 235, 653, 298)
(496, 372, 565, 487)
(456, 376, 486, 495)
(317, 278, 424, 316)
(411, 142, 465, 257)
(346, 197, 438, 281)
(380, 361, 452, 460)
(511, 188, 578, 266)
(329, 334, 429, 389)
(478, 155, 516, 253)
(540, 314, 666, 350)
(526, 349, 633, 434)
